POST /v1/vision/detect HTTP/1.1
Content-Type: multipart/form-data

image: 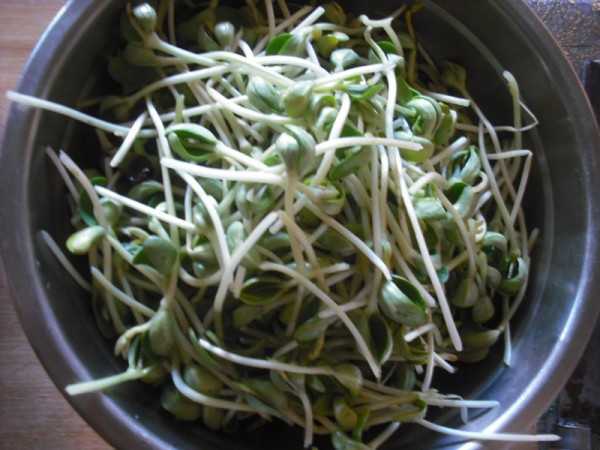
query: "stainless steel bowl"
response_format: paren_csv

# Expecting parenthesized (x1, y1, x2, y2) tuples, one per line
(1, 0, 599, 448)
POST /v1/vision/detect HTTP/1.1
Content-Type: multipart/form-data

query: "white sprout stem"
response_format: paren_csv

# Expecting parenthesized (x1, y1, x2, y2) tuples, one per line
(146, 95, 246, 124)
(104, 233, 164, 289)
(161, 157, 284, 185)
(256, 54, 329, 77)
(433, 352, 456, 374)
(147, 33, 295, 87)
(403, 323, 437, 343)
(436, 189, 476, 277)
(504, 70, 523, 150)
(428, 136, 470, 167)
(176, 170, 232, 270)
(318, 295, 368, 319)
(91, 267, 155, 317)
(422, 323, 436, 391)
(198, 337, 335, 375)
(418, 89, 471, 107)
(38, 230, 92, 292)
(313, 62, 393, 89)
(385, 63, 462, 350)
(171, 359, 256, 412)
(253, 4, 313, 52)
(296, 388, 314, 448)
(367, 146, 383, 312)
(487, 149, 532, 160)
(110, 111, 148, 167)
(265, 0, 276, 40)
(45, 147, 80, 202)
(59, 151, 109, 229)
(231, 265, 246, 299)
(66, 367, 151, 395)
(211, 212, 278, 336)
(509, 152, 532, 224)
(312, 92, 351, 186)
(214, 142, 271, 171)
(423, 397, 499, 409)
(95, 185, 196, 231)
(306, 203, 391, 281)
(415, 419, 559, 442)
(128, 65, 230, 105)
(392, 149, 462, 351)
(289, 5, 324, 34)
(206, 86, 297, 125)
(315, 135, 422, 156)
(278, 211, 327, 291)
(368, 422, 401, 450)
(7, 91, 146, 138)
(408, 171, 449, 195)
(260, 262, 381, 379)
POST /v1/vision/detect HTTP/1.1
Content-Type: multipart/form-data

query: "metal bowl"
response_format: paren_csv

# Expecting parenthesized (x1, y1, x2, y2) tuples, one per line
(1, 0, 599, 448)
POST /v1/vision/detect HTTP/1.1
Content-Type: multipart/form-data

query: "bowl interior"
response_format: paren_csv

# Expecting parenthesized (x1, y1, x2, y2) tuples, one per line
(2, 0, 600, 449)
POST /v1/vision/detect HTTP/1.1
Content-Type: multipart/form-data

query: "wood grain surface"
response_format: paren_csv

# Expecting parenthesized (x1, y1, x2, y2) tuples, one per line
(0, 2, 111, 449)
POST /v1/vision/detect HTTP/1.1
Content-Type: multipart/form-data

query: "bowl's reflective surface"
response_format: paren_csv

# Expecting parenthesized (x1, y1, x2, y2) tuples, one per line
(1, 0, 599, 448)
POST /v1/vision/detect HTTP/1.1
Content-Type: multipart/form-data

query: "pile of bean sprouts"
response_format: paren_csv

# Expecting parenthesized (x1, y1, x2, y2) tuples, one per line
(8, 0, 559, 448)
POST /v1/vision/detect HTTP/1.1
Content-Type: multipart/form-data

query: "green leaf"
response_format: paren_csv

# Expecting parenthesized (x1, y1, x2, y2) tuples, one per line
(240, 276, 283, 305)
(444, 181, 474, 218)
(246, 76, 282, 113)
(390, 398, 427, 422)
(148, 309, 175, 356)
(133, 235, 178, 275)
(198, 24, 221, 52)
(329, 146, 370, 181)
(482, 231, 508, 255)
(332, 430, 369, 450)
(449, 277, 479, 308)
(166, 122, 218, 146)
(160, 383, 201, 421)
(322, 2, 346, 25)
(284, 81, 313, 118)
(107, 55, 159, 92)
(331, 48, 360, 70)
(499, 256, 527, 295)
(266, 33, 293, 55)
(333, 396, 357, 428)
(127, 180, 163, 202)
(472, 294, 495, 324)
(332, 363, 363, 398)
(66, 226, 105, 255)
(316, 34, 339, 58)
(379, 275, 428, 326)
(357, 312, 392, 365)
(232, 304, 262, 329)
(407, 96, 442, 138)
(183, 363, 223, 396)
(344, 83, 385, 101)
(78, 176, 108, 227)
(394, 130, 434, 163)
(294, 315, 333, 343)
(448, 146, 481, 183)
(243, 378, 289, 411)
(460, 326, 501, 351)
(413, 197, 446, 221)
(394, 362, 416, 391)
(226, 221, 260, 268)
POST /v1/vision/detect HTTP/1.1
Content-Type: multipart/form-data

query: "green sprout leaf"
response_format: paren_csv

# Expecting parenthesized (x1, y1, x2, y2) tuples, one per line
(379, 275, 428, 326)
(133, 235, 178, 275)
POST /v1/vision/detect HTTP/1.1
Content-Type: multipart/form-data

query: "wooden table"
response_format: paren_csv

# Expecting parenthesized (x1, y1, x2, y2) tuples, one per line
(0, 1, 596, 449)
(0, 2, 112, 448)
